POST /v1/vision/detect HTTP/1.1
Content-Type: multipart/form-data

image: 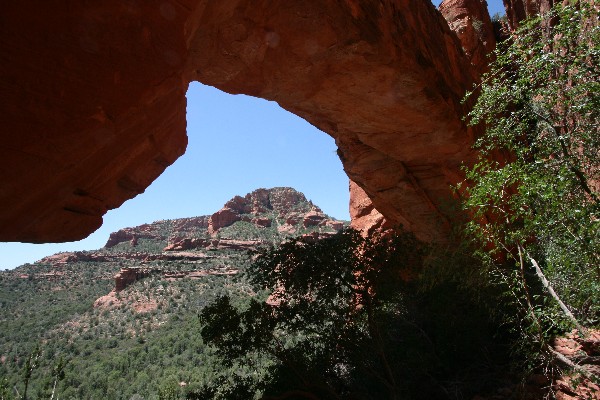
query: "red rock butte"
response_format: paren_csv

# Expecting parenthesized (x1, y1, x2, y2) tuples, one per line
(0, 0, 541, 243)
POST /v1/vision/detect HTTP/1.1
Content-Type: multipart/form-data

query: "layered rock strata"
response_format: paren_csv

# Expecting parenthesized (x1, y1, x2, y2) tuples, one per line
(103, 187, 345, 250)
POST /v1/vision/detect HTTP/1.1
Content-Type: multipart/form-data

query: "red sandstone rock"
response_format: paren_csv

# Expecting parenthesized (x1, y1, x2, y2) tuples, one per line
(114, 267, 154, 292)
(170, 216, 210, 233)
(163, 237, 209, 251)
(106, 216, 209, 247)
(93, 289, 161, 314)
(214, 239, 264, 251)
(349, 180, 392, 234)
(1, 2, 190, 242)
(300, 231, 337, 243)
(37, 252, 76, 265)
(206, 187, 341, 234)
(285, 214, 302, 226)
(302, 210, 326, 227)
(474, 329, 600, 400)
(37, 251, 108, 264)
(93, 291, 119, 309)
(277, 224, 297, 235)
(187, 1, 481, 241)
(325, 220, 345, 231)
(105, 227, 156, 248)
(503, 0, 555, 30)
(1, 1, 489, 242)
(439, 0, 496, 73)
(207, 207, 242, 235)
(252, 217, 272, 228)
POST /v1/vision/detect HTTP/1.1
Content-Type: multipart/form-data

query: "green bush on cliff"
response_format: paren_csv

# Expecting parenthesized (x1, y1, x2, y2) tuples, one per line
(462, 1, 599, 370)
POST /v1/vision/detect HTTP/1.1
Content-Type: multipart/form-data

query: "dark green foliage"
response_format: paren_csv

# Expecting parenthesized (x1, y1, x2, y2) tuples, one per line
(0, 246, 256, 399)
(462, 1, 599, 374)
(1, 188, 352, 399)
(199, 229, 512, 399)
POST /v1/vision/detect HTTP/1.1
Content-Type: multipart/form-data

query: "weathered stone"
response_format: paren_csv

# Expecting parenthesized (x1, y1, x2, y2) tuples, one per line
(439, 0, 496, 73)
(252, 217, 272, 228)
(106, 216, 209, 247)
(503, 0, 555, 30)
(163, 237, 209, 251)
(207, 208, 242, 234)
(1, 0, 489, 242)
(1, 1, 190, 242)
(349, 180, 392, 234)
(206, 187, 322, 234)
(114, 267, 153, 292)
(325, 220, 345, 231)
(302, 210, 326, 227)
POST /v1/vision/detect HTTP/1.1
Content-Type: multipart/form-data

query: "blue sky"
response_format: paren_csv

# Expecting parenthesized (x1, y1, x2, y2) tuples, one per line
(485, 0, 505, 17)
(437, 0, 505, 17)
(0, 1, 506, 270)
(0, 83, 350, 269)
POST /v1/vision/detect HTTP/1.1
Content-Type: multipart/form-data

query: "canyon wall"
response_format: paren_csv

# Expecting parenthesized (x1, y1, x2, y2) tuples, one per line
(1, 1, 191, 242)
(2, 0, 499, 243)
(503, 0, 555, 30)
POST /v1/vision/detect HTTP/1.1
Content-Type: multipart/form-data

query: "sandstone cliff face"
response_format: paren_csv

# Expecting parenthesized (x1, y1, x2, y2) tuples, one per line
(349, 180, 391, 234)
(206, 187, 329, 234)
(2, 0, 497, 243)
(503, 0, 555, 30)
(104, 187, 345, 250)
(186, 1, 483, 241)
(114, 267, 153, 292)
(439, 0, 496, 73)
(1, 2, 191, 242)
(105, 216, 209, 248)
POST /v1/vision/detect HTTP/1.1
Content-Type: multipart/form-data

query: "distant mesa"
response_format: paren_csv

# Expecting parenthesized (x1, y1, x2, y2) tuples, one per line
(27, 187, 346, 293)
(104, 216, 210, 248)
(111, 265, 239, 293)
(104, 187, 346, 251)
(206, 187, 331, 234)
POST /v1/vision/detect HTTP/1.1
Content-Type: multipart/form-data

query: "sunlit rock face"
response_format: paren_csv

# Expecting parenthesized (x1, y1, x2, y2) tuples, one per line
(349, 180, 392, 234)
(1, 0, 494, 243)
(439, 0, 496, 74)
(186, 1, 482, 241)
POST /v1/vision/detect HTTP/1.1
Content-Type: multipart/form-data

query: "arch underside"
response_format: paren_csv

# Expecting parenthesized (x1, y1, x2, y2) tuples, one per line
(1, 0, 489, 243)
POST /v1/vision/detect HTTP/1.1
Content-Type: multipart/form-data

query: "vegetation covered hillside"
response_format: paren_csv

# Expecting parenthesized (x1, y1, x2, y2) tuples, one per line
(0, 188, 346, 399)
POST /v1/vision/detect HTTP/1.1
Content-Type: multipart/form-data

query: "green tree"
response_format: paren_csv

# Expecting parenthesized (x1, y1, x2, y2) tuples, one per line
(462, 0, 599, 370)
(197, 229, 510, 399)
(198, 229, 425, 399)
(0, 377, 11, 400)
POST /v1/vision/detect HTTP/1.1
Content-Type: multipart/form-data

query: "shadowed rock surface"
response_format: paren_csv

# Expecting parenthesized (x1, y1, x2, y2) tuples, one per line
(502, 0, 555, 30)
(2, 0, 510, 243)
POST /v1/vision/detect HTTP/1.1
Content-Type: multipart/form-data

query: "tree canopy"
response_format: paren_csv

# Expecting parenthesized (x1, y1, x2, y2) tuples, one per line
(461, 0, 599, 367)
(197, 229, 512, 399)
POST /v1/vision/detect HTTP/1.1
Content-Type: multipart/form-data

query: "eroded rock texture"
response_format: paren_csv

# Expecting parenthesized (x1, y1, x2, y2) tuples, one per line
(349, 180, 391, 234)
(440, 0, 496, 73)
(187, 1, 485, 241)
(1, 0, 496, 243)
(503, 0, 555, 30)
(1, 1, 191, 242)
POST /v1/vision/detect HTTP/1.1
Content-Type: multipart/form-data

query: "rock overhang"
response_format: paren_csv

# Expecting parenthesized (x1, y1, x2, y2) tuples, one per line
(1, 0, 511, 243)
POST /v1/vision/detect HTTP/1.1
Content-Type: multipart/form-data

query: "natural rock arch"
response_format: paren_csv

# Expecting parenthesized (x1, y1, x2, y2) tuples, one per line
(0, 0, 518, 243)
